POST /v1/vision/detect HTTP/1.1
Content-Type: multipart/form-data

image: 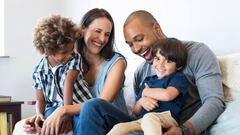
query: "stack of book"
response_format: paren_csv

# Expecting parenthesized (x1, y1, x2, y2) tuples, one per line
(0, 112, 13, 135)
(0, 95, 13, 135)
(0, 95, 11, 102)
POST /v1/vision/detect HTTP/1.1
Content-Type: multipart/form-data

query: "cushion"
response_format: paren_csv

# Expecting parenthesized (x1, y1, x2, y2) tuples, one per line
(218, 53, 240, 101)
(209, 97, 240, 135)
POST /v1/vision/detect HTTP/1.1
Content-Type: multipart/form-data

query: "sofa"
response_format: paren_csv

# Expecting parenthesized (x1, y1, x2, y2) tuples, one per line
(208, 53, 240, 134)
(13, 53, 240, 135)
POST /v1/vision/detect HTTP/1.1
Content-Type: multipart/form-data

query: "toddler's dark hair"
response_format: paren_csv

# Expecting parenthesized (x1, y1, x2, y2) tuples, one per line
(152, 38, 188, 70)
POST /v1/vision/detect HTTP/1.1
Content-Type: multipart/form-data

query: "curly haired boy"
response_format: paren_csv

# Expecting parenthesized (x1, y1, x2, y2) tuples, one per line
(32, 15, 92, 132)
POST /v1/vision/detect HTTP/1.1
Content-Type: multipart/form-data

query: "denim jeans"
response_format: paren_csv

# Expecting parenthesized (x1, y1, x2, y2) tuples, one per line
(78, 98, 136, 135)
(44, 105, 58, 118)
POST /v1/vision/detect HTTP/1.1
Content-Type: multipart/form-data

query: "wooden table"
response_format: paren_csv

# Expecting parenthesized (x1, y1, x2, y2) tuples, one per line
(0, 101, 24, 131)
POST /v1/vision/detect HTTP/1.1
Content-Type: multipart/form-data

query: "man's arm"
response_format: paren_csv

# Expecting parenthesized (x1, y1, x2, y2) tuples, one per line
(185, 43, 225, 134)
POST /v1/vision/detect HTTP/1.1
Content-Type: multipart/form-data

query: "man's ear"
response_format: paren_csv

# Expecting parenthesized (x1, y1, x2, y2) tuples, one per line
(153, 22, 166, 38)
(153, 22, 161, 35)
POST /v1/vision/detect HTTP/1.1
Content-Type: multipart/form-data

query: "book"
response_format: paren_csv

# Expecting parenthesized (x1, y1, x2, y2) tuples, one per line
(0, 95, 11, 102)
(0, 112, 8, 135)
(7, 113, 13, 135)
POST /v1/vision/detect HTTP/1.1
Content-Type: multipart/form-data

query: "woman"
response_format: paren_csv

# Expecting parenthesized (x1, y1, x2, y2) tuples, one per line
(16, 8, 128, 135)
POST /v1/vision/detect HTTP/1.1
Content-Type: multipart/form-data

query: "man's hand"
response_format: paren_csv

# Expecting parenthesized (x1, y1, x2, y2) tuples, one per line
(23, 116, 38, 134)
(162, 124, 182, 135)
(139, 97, 159, 111)
(162, 121, 195, 135)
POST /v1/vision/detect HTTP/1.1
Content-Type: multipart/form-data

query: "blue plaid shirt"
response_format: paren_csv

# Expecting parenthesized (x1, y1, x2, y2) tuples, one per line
(32, 53, 92, 107)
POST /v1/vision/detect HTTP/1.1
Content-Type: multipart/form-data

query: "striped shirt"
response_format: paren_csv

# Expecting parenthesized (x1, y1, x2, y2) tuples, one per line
(32, 53, 92, 107)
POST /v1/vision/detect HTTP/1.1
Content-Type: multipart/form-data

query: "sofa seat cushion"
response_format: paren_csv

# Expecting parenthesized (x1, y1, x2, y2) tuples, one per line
(209, 97, 240, 135)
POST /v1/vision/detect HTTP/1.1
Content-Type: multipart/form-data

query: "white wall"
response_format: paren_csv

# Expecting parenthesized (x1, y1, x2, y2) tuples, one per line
(1, 0, 58, 118)
(57, 0, 240, 57)
(1, 0, 240, 118)
(0, 0, 4, 55)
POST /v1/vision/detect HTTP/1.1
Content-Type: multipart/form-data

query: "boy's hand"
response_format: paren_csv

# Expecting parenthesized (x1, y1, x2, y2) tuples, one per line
(23, 116, 37, 134)
(35, 114, 45, 132)
(139, 97, 159, 111)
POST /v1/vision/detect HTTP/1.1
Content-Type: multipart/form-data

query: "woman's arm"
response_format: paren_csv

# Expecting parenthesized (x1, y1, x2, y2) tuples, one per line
(98, 59, 127, 102)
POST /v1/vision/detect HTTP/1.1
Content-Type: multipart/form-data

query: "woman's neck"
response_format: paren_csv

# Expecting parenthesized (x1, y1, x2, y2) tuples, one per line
(85, 52, 104, 67)
(83, 51, 105, 86)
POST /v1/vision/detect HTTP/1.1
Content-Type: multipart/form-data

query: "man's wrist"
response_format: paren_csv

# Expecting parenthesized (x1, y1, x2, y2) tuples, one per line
(183, 121, 195, 135)
(180, 125, 190, 135)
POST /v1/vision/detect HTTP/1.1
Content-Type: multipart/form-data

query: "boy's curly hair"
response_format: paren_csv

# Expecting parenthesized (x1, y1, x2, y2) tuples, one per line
(33, 15, 82, 55)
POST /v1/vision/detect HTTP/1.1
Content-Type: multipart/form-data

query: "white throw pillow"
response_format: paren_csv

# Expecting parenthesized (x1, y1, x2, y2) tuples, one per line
(218, 53, 240, 101)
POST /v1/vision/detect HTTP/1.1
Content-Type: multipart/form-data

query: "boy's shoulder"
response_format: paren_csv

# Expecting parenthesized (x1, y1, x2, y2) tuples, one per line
(33, 56, 49, 73)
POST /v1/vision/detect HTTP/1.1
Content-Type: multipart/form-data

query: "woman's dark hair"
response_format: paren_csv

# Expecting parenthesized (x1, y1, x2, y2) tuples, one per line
(152, 38, 188, 70)
(77, 8, 115, 70)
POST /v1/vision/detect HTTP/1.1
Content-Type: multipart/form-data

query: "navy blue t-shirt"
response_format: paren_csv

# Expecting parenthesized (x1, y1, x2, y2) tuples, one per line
(136, 72, 189, 122)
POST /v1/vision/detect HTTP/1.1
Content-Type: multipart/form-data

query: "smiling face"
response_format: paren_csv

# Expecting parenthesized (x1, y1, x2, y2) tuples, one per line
(48, 42, 74, 66)
(123, 18, 160, 64)
(83, 17, 112, 55)
(152, 50, 177, 79)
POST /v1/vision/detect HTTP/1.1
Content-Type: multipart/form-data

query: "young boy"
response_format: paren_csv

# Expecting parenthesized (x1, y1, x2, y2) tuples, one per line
(32, 15, 92, 132)
(108, 38, 189, 135)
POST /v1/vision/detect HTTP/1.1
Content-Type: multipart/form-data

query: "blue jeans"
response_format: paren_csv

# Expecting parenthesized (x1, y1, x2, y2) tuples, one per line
(44, 105, 58, 118)
(78, 98, 135, 135)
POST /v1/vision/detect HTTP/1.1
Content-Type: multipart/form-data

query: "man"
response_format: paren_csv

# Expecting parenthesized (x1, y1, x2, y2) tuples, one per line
(79, 10, 225, 135)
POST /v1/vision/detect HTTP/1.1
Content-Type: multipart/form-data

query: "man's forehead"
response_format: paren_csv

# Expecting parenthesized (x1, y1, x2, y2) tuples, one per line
(124, 26, 143, 41)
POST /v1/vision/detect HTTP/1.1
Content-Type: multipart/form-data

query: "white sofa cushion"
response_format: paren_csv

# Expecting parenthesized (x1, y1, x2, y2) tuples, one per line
(218, 53, 240, 101)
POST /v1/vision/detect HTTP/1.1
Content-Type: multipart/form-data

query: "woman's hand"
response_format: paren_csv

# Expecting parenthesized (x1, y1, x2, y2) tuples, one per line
(41, 106, 68, 135)
(23, 116, 37, 134)
(60, 116, 72, 133)
(139, 97, 159, 111)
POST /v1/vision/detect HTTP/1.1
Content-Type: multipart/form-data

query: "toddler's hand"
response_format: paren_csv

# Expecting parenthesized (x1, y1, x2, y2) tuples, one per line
(23, 116, 37, 134)
(140, 97, 159, 111)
